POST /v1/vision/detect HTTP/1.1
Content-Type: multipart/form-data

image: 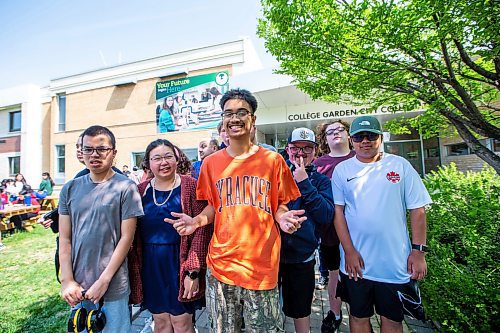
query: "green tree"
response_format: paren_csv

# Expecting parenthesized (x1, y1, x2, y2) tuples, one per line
(258, 0, 500, 173)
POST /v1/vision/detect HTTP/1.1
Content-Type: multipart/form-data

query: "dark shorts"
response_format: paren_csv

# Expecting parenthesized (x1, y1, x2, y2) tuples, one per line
(319, 244, 340, 271)
(279, 259, 316, 319)
(337, 272, 411, 322)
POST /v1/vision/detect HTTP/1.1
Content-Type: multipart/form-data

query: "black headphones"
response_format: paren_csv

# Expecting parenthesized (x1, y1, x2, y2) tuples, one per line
(67, 292, 106, 333)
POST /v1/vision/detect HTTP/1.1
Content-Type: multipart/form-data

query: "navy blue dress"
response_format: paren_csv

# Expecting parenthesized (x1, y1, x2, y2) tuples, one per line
(141, 185, 201, 315)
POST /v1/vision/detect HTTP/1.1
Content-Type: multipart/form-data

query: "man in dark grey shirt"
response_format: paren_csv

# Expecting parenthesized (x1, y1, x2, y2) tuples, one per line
(59, 125, 143, 332)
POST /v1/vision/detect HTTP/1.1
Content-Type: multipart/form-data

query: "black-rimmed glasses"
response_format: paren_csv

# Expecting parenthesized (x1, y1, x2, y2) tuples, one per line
(325, 127, 346, 136)
(81, 147, 114, 155)
(288, 146, 315, 154)
(222, 109, 252, 119)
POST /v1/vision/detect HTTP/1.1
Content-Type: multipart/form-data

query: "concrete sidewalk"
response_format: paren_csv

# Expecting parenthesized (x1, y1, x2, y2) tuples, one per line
(131, 285, 434, 332)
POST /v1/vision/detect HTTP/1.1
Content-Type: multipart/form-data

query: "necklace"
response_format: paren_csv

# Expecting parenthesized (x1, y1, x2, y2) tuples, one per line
(152, 175, 178, 206)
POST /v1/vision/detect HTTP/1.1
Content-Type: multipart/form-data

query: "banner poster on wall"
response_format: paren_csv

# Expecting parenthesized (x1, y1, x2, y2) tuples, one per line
(155, 71, 230, 133)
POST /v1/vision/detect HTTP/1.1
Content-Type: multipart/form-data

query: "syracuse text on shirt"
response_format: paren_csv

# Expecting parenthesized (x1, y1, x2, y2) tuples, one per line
(215, 175, 272, 214)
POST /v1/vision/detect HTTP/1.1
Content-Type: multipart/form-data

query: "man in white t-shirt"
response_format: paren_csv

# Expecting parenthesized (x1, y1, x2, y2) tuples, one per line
(332, 116, 432, 333)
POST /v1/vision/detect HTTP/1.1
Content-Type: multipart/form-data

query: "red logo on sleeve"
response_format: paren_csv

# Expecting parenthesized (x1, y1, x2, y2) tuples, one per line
(386, 171, 400, 183)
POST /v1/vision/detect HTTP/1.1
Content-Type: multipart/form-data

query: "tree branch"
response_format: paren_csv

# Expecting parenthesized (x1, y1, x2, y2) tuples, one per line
(453, 39, 498, 83)
(410, 89, 497, 139)
(447, 115, 500, 174)
(458, 72, 498, 87)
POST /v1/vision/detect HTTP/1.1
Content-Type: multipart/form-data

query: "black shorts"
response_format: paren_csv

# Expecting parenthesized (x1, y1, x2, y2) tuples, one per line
(279, 259, 316, 319)
(337, 272, 411, 322)
(319, 244, 340, 271)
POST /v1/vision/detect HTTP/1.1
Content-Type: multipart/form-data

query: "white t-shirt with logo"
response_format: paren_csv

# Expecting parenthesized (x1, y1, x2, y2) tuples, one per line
(332, 153, 432, 284)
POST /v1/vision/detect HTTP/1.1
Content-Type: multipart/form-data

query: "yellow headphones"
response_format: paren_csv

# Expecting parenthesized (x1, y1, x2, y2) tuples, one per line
(67, 292, 106, 333)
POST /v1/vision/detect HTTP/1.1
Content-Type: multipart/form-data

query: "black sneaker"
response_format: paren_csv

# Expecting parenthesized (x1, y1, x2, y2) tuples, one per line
(321, 310, 342, 333)
(315, 276, 329, 290)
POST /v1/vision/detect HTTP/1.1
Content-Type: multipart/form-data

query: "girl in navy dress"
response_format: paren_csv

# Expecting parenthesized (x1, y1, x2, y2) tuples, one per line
(130, 139, 212, 333)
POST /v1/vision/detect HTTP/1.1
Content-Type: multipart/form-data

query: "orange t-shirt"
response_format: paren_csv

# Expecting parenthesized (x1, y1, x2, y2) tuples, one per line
(197, 147, 300, 290)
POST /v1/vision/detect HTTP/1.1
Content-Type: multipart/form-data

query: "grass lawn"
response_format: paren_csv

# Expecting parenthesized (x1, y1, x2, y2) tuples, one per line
(0, 227, 67, 333)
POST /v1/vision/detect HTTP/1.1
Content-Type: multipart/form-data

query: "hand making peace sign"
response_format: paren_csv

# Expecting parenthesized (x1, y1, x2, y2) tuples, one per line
(292, 156, 309, 183)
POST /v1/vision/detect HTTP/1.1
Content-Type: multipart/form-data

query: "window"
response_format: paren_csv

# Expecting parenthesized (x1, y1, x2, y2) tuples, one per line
(55, 145, 65, 174)
(57, 94, 66, 131)
(8, 156, 20, 176)
(132, 152, 144, 169)
(493, 139, 500, 152)
(183, 148, 198, 162)
(447, 143, 469, 156)
(446, 139, 491, 156)
(424, 147, 439, 158)
(9, 111, 21, 132)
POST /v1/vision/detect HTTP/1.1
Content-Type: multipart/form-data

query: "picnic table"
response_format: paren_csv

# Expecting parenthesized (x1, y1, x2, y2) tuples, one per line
(0, 204, 41, 232)
(39, 195, 58, 212)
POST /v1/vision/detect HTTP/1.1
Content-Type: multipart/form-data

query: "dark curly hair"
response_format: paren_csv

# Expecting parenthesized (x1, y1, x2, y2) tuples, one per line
(219, 88, 258, 113)
(315, 119, 351, 156)
(175, 147, 193, 176)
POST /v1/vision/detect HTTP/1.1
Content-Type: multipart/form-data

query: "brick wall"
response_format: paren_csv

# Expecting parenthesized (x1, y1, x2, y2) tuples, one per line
(0, 135, 21, 153)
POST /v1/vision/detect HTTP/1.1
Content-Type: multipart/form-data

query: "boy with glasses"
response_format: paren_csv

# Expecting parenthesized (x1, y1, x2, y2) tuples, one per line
(280, 128, 334, 333)
(167, 88, 303, 332)
(59, 125, 144, 332)
(314, 120, 355, 332)
(332, 116, 432, 333)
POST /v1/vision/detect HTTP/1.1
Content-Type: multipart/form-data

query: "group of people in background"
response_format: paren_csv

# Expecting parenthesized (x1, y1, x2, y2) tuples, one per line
(30, 87, 431, 333)
(0, 172, 55, 251)
(1, 173, 52, 198)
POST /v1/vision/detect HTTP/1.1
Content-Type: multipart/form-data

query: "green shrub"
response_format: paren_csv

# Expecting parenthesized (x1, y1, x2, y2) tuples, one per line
(422, 164, 499, 332)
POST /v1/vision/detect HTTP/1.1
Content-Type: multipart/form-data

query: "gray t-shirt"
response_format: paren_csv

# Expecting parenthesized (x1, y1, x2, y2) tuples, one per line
(59, 173, 144, 300)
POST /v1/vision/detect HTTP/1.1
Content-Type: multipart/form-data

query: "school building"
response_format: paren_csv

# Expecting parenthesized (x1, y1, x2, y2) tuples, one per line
(0, 38, 497, 184)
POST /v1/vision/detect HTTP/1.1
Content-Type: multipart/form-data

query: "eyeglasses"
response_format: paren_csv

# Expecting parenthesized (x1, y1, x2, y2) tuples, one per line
(222, 109, 252, 119)
(325, 127, 346, 136)
(81, 147, 114, 155)
(288, 146, 315, 154)
(150, 154, 176, 163)
(351, 133, 380, 143)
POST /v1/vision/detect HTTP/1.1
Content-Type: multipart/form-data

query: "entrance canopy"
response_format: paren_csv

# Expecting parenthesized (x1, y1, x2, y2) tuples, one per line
(252, 85, 422, 147)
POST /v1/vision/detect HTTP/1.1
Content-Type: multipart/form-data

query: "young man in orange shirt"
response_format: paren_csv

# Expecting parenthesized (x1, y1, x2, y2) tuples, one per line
(167, 88, 304, 332)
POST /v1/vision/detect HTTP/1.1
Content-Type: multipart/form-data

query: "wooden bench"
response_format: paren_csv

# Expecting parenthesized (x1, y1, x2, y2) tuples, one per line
(0, 221, 15, 231)
(0, 205, 41, 232)
(39, 195, 58, 212)
(22, 215, 41, 231)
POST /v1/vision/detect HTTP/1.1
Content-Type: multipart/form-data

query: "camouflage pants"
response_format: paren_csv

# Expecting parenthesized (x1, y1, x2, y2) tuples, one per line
(206, 269, 283, 333)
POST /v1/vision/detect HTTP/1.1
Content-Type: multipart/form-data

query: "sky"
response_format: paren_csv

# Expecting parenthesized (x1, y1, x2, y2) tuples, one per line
(0, 0, 275, 89)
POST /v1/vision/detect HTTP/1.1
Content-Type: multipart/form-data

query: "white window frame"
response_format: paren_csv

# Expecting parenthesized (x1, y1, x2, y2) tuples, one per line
(131, 152, 145, 169)
(9, 110, 21, 133)
(57, 93, 66, 132)
(8, 155, 20, 176)
(182, 148, 198, 162)
(54, 145, 66, 180)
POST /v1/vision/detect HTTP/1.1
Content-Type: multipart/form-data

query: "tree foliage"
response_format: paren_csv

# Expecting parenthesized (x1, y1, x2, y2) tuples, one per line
(422, 164, 499, 332)
(258, 0, 500, 173)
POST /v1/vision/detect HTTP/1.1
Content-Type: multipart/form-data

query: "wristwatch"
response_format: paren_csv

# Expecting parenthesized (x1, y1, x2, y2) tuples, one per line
(186, 271, 199, 280)
(411, 244, 429, 252)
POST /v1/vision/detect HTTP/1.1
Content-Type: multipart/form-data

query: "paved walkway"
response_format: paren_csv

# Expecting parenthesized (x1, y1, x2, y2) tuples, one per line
(131, 279, 434, 332)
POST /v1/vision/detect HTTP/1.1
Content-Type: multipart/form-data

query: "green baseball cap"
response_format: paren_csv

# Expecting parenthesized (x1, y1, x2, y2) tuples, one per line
(349, 116, 383, 135)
